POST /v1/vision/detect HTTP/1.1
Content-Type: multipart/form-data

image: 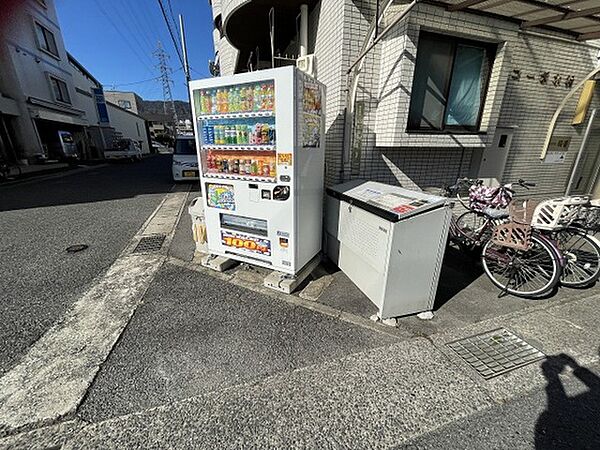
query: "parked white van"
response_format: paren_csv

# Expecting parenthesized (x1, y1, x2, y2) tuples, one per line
(172, 136, 199, 181)
(105, 139, 143, 162)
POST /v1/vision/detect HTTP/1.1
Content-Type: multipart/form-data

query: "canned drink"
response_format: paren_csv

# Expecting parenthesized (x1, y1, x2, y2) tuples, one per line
(207, 126, 215, 144)
(268, 127, 275, 145)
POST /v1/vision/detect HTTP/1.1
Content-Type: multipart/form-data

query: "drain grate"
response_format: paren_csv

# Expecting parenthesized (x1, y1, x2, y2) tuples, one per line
(447, 328, 545, 380)
(132, 235, 166, 254)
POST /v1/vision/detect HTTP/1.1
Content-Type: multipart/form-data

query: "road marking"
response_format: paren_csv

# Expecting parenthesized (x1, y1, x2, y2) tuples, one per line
(0, 189, 189, 437)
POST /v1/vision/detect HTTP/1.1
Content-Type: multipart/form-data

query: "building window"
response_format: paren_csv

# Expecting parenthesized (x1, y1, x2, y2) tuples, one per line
(407, 32, 495, 133)
(35, 22, 59, 58)
(118, 100, 132, 109)
(49, 76, 71, 104)
(136, 122, 140, 136)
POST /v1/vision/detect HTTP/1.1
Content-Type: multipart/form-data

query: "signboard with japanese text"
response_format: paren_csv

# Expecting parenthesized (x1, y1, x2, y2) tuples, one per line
(221, 230, 271, 256)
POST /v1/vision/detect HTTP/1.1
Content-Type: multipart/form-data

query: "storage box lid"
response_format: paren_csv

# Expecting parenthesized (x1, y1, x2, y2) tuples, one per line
(326, 180, 448, 222)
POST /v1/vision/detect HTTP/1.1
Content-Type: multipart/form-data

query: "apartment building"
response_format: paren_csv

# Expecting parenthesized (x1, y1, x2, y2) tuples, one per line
(0, 0, 152, 164)
(0, 0, 90, 162)
(210, 0, 600, 198)
(104, 91, 144, 115)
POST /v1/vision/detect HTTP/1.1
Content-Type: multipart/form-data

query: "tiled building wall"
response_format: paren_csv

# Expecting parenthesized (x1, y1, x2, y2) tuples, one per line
(214, 0, 600, 195)
(217, 37, 239, 76)
(498, 33, 600, 197)
(342, 1, 493, 188)
(334, 1, 600, 193)
(309, 0, 348, 185)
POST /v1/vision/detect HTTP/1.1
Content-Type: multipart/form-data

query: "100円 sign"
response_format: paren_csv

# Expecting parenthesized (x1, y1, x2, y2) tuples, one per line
(221, 230, 271, 256)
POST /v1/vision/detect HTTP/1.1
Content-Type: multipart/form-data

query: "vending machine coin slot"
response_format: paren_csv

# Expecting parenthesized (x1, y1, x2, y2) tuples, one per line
(248, 183, 259, 202)
(261, 189, 271, 200)
(280, 175, 291, 182)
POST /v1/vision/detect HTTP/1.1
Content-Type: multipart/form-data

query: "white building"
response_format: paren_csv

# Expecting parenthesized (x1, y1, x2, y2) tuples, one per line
(0, 0, 153, 163)
(104, 91, 144, 115)
(210, 0, 600, 198)
(0, 0, 88, 162)
(105, 101, 151, 154)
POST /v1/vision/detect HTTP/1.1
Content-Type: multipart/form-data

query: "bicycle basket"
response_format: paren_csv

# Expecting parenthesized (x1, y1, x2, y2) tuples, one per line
(578, 205, 600, 231)
(489, 200, 535, 251)
(490, 222, 532, 251)
(531, 196, 588, 230)
(509, 199, 538, 225)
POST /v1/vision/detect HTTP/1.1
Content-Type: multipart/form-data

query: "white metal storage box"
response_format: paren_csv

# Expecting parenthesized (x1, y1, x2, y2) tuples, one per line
(325, 180, 451, 319)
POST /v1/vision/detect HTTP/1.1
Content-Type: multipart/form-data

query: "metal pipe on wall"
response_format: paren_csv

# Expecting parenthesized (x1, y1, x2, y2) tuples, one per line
(566, 108, 597, 196)
(540, 65, 600, 160)
(341, 0, 418, 181)
(300, 4, 308, 58)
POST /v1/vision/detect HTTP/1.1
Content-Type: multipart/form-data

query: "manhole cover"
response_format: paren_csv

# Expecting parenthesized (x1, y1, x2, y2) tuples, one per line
(132, 235, 166, 254)
(66, 244, 89, 253)
(447, 328, 545, 380)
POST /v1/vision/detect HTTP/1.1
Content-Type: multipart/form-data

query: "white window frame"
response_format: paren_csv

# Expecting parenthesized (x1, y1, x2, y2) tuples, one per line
(47, 74, 72, 105)
(34, 20, 60, 59)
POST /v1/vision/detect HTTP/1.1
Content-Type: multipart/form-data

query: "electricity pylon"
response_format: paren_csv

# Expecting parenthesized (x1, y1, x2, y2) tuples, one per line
(154, 41, 179, 137)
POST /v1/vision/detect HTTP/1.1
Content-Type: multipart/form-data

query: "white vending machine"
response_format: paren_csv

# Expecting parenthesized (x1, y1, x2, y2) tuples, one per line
(189, 67, 325, 275)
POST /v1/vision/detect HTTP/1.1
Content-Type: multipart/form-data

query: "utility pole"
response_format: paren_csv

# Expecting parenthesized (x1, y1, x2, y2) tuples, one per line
(154, 41, 179, 138)
(179, 14, 193, 129)
(179, 15, 191, 83)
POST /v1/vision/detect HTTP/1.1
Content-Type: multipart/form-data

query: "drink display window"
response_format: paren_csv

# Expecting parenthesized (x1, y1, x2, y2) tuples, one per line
(196, 80, 277, 182)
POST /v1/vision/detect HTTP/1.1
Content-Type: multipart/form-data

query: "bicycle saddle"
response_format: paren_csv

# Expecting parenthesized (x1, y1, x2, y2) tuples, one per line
(483, 207, 509, 219)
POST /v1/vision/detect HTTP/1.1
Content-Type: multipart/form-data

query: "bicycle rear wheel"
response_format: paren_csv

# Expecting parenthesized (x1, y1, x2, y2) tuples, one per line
(481, 234, 561, 298)
(556, 227, 600, 288)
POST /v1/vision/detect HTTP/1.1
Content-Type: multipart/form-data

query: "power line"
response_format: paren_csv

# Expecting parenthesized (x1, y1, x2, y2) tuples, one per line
(104, 68, 183, 88)
(91, 0, 155, 76)
(119, 0, 157, 55)
(156, 0, 185, 69)
(166, 0, 181, 43)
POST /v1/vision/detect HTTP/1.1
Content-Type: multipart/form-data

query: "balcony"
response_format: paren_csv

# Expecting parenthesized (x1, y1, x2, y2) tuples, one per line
(221, 0, 318, 73)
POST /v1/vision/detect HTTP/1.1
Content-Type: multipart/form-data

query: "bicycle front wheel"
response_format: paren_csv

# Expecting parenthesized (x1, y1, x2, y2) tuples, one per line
(556, 227, 600, 288)
(482, 234, 561, 298)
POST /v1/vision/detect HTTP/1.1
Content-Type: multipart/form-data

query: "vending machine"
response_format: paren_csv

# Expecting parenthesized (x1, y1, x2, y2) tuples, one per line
(189, 66, 325, 275)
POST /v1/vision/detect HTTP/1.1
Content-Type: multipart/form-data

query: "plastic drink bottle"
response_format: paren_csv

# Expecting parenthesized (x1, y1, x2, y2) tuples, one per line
(211, 91, 217, 114)
(269, 161, 276, 177)
(253, 85, 261, 111)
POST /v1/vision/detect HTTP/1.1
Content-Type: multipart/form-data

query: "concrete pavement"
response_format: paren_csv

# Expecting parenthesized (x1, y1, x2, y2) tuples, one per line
(5, 288, 595, 449)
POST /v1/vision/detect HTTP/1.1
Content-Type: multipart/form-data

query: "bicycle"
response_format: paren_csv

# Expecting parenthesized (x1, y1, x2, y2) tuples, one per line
(482, 195, 600, 296)
(441, 178, 600, 293)
(0, 159, 22, 182)
(481, 199, 563, 298)
(447, 178, 533, 250)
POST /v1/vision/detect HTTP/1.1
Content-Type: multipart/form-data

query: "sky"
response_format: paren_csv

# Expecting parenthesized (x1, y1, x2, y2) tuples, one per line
(55, 0, 215, 101)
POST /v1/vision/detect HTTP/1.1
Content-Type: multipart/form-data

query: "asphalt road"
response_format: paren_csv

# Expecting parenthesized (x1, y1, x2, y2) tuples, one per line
(0, 156, 176, 375)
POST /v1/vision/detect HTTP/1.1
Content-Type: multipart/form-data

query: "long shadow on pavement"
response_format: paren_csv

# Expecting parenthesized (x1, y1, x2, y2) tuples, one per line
(535, 353, 600, 448)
